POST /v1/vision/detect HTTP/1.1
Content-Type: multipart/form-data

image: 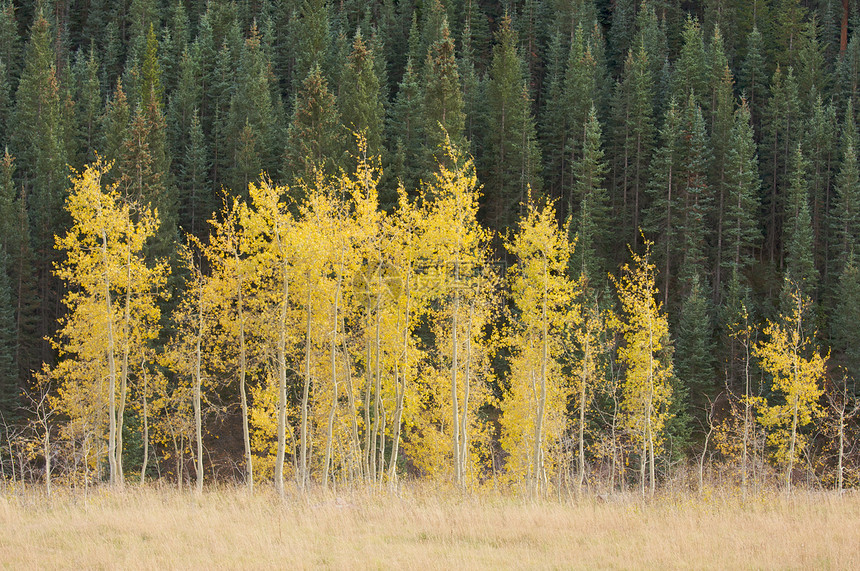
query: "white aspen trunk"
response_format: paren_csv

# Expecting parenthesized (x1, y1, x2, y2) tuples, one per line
(140, 364, 149, 484)
(837, 402, 845, 494)
(101, 222, 119, 487)
(363, 279, 373, 481)
(451, 262, 461, 486)
(43, 417, 50, 497)
(532, 255, 549, 497)
(237, 270, 252, 491)
(194, 286, 204, 494)
(300, 279, 312, 490)
(646, 312, 656, 497)
(117, 245, 132, 487)
(275, 253, 289, 498)
(373, 285, 384, 485)
(323, 266, 342, 489)
(578, 335, 588, 494)
(460, 301, 473, 485)
(389, 272, 411, 487)
(742, 334, 750, 497)
(787, 399, 798, 493)
(342, 331, 362, 482)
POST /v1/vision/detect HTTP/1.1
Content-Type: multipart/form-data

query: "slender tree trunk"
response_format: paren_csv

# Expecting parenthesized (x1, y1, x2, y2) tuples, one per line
(140, 364, 149, 484)
(842, 0, 850, 54)
(452, 261, 461, 486)
(101, 224, 118, 486)
(275, 257, 289, 498)
(787, 399, 798, 493)
(323, 265, 342, 489)
(237, 268, 252, 491)
(742, 335, 751, 497)
(117, 247, 132, 486)
(300, 278, 312, 490)
(194, 286, 204, 494)
(532, 255, 549, 497)
(837, 401, 845, 493)
(460, 301, 473, 485)
(389, 271, 411, 488)
(577, 334, 589, 495)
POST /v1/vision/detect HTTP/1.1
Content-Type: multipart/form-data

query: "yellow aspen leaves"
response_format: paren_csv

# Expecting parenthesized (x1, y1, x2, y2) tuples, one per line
(753, 284, 826, 490)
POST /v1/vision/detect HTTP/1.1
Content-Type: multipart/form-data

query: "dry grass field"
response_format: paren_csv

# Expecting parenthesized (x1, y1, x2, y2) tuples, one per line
(1, 484, 858, 569)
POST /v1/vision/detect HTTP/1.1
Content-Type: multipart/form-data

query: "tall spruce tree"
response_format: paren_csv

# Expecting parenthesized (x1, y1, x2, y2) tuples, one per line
(388, 56, 423, 193)
(785, 143, 818, 296)
(421, 18, 465, 171)
(12, 11, 71, 362)
(482, 15, 542, 233)
(762, 65, 801, 264)
(572, 104, 610, 283)
(285, 65, 344, 185)
(645, 97, 683, 306)
(722, 99, 762, 278)
(339, 30, 385, 164)
(611, 43, 654, 251)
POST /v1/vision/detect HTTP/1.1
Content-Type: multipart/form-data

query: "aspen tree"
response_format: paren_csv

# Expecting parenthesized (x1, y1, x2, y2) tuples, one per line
(241, 176, 295, 496)
(419, 139, 493, 486)
(753, 281, 826, 492)
(610, 240, 673, 497)
(569, 278, 607, 494)
(169, 244, 208, 493)
(202, 199, 255, 489)
(502, 194, 576, 497)
(53, 159, 166, 486)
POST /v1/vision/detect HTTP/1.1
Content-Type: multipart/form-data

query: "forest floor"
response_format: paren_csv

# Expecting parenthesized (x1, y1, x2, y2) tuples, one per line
(1, 483, 858, 569)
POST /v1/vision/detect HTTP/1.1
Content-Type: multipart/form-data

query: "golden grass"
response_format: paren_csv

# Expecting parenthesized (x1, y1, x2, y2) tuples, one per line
(1, 484, 858, 570)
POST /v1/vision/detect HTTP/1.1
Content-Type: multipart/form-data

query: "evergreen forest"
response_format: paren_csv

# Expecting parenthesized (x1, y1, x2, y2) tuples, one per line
(0, 0, 859, 497)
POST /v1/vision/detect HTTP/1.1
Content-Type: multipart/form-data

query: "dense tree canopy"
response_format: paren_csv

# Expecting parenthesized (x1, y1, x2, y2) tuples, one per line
(0, 0, 857, 496)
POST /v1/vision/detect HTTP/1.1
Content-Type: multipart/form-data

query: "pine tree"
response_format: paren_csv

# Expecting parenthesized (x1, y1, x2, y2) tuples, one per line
(834, 100, 860, 267)
(293, 0, 331, 87)
(482, 15, 542, 233)
(421, 18, 465, 172)
(738, 25, 767, 132)
(645, 97, 683, 307)
(140, 24, 163, 112)
(225, 22, 281, 195)
(611, 43, 654, 250)
(722, 99, 762, 277)
(0, 247, 16, 422)
(572, 104, 610, 283)
(339, 30, 385, 163)
(607, 0, 637, 72)
(785, 143, 818, 296)
(762, 65, 801, 263)
(12, 11, 71, 361)
(773, 0, 808, 68)
(72, 45, 102, 165)
(797, 14, 830, 109)
(677, 95, 713, 294)
(673, 272, 715, 443)
(160, 1, 189, 96)
(178, 111, 211, 238)
(802, 95, 837, 284)
(555, 25, 597, 216)
(284, 65, 344, 185)
(673, 16, 709, 105)
(387, 56, 423, 193)
(832, 252, 860, 385)
(710, 62, 736, 296)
